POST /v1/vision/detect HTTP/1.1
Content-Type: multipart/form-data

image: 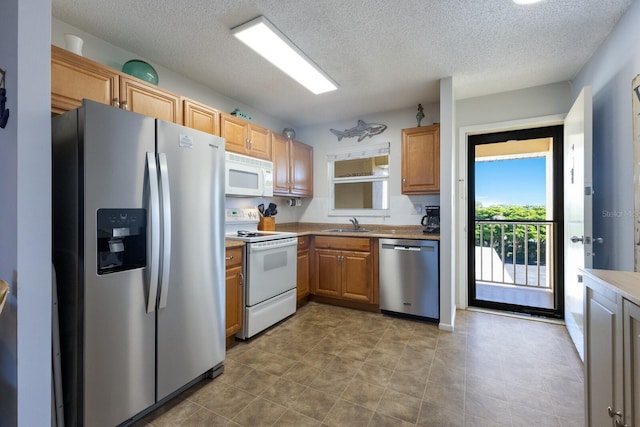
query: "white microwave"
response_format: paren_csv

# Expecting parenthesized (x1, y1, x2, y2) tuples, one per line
(225, 152, 274, 197)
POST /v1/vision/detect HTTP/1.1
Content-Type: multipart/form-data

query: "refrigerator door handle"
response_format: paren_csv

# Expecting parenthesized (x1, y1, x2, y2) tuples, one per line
(146, 152, 160, 313)
(158, 152, 172, 309)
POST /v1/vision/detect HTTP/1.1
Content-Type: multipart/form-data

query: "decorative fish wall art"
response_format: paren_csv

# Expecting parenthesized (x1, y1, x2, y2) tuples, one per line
(330, 120, 387, 142)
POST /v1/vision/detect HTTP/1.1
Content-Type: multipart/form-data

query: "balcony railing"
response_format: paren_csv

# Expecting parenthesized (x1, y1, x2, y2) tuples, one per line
(475, 220, 554, 290)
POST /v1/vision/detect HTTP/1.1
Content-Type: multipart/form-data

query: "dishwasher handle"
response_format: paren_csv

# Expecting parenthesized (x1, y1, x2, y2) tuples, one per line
(381, 244, 434, 252)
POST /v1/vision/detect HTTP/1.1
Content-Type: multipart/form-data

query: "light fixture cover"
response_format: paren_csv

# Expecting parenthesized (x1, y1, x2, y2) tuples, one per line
(232, 16, 338, 95)
(512, 0, 544, 4)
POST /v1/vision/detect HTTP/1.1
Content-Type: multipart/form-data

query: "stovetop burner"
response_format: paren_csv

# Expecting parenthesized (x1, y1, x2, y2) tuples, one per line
(225, 209, 297, 242)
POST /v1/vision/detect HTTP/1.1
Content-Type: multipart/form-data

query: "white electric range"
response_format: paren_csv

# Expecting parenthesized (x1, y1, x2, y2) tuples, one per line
(225, 208, 298, 339)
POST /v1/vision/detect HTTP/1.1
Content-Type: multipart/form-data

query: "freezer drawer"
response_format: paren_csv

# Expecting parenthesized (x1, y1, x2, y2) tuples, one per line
(379, 239, 439, 320)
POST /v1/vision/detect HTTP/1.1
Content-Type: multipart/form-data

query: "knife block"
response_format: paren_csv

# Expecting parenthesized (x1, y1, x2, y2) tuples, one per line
(258, 217, 275, 231)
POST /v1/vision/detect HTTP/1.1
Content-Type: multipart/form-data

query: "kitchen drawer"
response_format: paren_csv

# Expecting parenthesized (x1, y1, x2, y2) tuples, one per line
(225, 247, 243, 268)
(314, 236, 370, 252)
(298, 236, 310, 251)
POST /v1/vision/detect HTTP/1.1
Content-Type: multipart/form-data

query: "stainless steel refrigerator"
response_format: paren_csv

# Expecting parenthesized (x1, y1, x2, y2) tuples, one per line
(52, 100, 225, 427)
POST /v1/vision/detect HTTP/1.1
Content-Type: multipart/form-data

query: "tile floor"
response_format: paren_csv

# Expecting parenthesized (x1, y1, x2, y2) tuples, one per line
(136, 302, 584, 426)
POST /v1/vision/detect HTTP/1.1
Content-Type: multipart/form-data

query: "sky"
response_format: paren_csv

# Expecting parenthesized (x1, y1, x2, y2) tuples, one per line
(475, 157, 546, 206)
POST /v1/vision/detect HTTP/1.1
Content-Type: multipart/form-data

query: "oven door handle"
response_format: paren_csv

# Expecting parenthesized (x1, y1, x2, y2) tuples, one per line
(248, 239, 298, 252)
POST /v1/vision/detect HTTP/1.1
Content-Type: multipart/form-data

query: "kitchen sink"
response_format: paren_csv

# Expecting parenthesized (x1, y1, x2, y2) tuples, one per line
(323, 228, 376, 233)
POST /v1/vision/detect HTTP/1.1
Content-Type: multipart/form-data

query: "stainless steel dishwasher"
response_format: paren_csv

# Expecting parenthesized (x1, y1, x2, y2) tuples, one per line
(379, 239, 439, 320)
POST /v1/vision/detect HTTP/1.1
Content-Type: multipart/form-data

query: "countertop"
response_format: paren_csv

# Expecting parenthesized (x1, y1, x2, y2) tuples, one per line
(225, 240, 245, 249)
(274, 222, 440, 240)
(224, 222, 439, 247)
(582, 268, 640, 306)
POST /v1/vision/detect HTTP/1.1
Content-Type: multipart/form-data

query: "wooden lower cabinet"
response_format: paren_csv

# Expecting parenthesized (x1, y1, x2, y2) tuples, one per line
(225, 247, 243, 342)
(313, 236, 373, 304)
(341, 251, 372, 302)
(314, 249, 342, 297)
(296, 236, 311, 303)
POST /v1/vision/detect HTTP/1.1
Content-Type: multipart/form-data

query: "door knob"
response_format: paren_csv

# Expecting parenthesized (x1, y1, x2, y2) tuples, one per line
(570, 235, 583, 243)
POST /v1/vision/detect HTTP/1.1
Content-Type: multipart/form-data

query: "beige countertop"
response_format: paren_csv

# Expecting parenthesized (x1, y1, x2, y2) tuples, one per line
(582, 268, 640, 306)
(225, 223, 439, 247)
(225, 240, 245, 249)
(275, 222, 439, 240)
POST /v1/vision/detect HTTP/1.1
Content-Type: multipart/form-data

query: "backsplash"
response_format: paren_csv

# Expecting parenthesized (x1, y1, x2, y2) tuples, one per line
(224, 196, 307, 224)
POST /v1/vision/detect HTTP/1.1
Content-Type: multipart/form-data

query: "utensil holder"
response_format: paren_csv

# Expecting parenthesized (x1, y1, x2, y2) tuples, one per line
(258, 217, 275, 231)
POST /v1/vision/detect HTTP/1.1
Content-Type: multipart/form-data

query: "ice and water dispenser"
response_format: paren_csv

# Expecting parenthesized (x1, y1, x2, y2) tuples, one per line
(97, 209, 146, 274)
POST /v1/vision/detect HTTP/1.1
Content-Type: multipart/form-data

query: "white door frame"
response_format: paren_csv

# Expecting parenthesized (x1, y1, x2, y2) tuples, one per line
(456, 114, 565, 309)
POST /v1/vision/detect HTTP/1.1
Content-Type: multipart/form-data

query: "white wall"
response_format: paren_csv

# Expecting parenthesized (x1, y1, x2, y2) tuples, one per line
(439, 77, 456, 331)
(0, 0, 52, 425)
(52, 19, 290, 134)
(295, 104, 441, 226)
(224, 195, 307, 224)
(457, 82, 571, 128)
(572, 0, 640, 271)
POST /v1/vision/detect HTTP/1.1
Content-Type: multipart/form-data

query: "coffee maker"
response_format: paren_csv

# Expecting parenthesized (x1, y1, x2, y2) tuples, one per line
(421, 206, 440, 234)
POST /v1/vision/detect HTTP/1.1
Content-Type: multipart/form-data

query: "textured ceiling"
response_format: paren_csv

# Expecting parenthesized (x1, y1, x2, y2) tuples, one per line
(51, 0, 633, 127)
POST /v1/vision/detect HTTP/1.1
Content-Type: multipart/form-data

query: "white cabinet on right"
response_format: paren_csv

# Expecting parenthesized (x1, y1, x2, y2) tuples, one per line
(623, 299, 640, 427)
(583, 269, 640, 427)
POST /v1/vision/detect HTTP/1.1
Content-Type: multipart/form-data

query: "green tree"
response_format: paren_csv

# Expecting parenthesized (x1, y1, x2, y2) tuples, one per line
(475, 205, 548, 265)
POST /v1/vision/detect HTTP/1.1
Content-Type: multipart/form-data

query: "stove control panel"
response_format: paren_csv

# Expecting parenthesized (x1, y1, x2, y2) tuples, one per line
(225, 208, 260, 224)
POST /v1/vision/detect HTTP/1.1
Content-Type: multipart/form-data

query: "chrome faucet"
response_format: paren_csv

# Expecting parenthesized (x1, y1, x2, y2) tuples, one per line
(349, 217, 360, 230)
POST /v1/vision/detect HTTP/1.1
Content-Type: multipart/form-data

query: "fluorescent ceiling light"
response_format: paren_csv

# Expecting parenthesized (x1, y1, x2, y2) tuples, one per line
(513, 0, 544, 4)
(232, 16, 338, 95)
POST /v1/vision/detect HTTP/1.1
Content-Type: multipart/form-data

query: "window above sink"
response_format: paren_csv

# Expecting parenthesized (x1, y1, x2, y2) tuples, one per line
(328, 142, 390, 217)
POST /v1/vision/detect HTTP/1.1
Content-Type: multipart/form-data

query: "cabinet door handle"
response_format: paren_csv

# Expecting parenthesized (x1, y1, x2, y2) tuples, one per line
(112, 97, 120, 108)
(402, 178, 406, 184)
(225, 255, 234, 260)
(240, 272, 244, 284)
(121, 100, 128, 110)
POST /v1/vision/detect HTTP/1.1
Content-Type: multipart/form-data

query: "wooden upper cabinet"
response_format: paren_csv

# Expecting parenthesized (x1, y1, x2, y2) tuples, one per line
(272, 133, 291, 194)
(119, 75, 182, 124)
(401, 124, 440, 194)
(182, 98, 220, 135)
(51, 45, 119, 114)
(290, 139, 313, 196)
(247, 125, 271, 159)
(52, 45, 182, 124)
(220, 112, 272, 161)
(220, 113, 247, 151)
(272, 133, 313, 197)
